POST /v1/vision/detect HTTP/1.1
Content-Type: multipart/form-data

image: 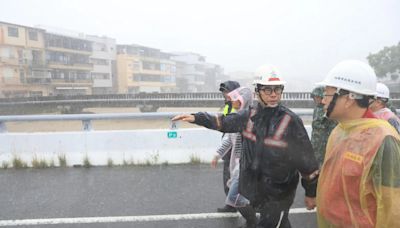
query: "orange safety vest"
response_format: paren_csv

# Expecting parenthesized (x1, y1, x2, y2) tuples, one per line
(317, 118, 400, 228)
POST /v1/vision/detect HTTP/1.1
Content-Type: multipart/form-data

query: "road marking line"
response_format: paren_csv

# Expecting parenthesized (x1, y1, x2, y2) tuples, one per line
(0, 208, 316, 226)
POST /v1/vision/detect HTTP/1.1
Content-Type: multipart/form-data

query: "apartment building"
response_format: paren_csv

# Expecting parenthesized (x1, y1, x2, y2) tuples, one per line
(86, 35, 116, 94)
(1, 21, 225, 97)
(204, 63, 224, 92)
(116, 44, 176, 93)
(170, 53, 207, 92)
(172, 53, 226, 92)
(0, 21, 49, 97)
(44, 30, 93, 96)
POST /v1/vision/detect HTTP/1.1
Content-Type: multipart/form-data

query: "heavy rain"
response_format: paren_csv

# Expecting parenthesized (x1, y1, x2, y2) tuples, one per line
(0, 0, 399, 227)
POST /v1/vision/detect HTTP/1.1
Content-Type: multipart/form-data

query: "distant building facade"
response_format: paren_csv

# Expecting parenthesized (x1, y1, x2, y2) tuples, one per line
(170, 52, 224, 92)
(116, 44, 176, 93)
(86, 35, 116, 94)
(0, 20, 226, 97)
(44, 30, 93, 95)
(0, 21, 49, 97)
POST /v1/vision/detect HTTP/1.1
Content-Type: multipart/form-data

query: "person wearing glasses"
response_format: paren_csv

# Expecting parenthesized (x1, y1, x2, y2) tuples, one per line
(316, 60, 400, 227)
(172, 65, 319, 228)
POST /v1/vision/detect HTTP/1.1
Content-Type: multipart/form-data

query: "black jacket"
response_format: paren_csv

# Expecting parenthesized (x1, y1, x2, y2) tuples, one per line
(194, 103, 319, 203)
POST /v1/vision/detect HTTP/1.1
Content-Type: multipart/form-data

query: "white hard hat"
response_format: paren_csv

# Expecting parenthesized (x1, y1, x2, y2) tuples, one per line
(376, 82, 390, 99)
(253, 65, 286, 86)
(317, 60, 377, 96)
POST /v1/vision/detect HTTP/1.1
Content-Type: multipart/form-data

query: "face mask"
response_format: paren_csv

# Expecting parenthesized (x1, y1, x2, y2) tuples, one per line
(266, 103, 278, 108)
(256, 93, 278, 108)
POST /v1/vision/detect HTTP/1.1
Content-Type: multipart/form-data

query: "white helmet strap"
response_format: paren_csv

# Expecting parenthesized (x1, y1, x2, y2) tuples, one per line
(326, 93, 338, 118)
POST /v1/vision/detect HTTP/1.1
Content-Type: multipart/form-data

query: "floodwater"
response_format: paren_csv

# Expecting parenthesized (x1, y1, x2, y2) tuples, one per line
(4, 107, 311, 132)
(5, 107, 221, 132)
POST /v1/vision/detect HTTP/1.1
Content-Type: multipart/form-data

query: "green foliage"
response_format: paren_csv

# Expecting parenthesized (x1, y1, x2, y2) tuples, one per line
(107, 158, 114, 167)
(31, 156, 39, 168)
(49, 159, 55, 168)
(58, 154, 67, 167)
(83, 156, 91, 168)
(2, 161, 9, 169)
(189, 154, 201, 165)
(367, 42, 400, 79)
(31, 155, 49, 168)
(12, 156, 27, 169)
(150, 152, 159, 165)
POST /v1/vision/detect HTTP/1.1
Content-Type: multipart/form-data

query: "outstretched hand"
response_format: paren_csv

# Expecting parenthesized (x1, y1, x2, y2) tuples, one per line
(171, 114, 195, 122)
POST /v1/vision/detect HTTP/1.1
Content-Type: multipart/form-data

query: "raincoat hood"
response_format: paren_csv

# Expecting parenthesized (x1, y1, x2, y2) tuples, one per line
(227, 87, 253, 111)
(219, 80, 240, 93)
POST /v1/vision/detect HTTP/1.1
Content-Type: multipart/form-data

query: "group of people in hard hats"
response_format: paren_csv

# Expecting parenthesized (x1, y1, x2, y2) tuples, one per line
(172, 59, 400, 228)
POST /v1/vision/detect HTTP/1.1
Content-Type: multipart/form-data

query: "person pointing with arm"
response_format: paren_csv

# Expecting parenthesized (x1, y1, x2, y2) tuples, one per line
(173, 65, 319, 228)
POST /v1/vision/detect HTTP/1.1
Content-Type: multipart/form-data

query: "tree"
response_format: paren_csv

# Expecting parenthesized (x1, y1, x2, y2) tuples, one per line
(367, 42, 400, 80)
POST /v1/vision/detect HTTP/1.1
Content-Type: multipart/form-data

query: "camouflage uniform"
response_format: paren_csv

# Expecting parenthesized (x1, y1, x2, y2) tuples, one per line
(311, 87, 337, 166)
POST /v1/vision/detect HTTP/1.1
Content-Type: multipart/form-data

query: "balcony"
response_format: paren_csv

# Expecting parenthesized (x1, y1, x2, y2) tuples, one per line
(26, 78, 51, 84)
(47, 61, 93, 71)
(51, 78, 92, 85)
(31, 60, 47, 68)
(0, 57, 19, 65)
(92, 65, 111, 73)
(46, 46, 91, 55)
(92, 51, 115, 59)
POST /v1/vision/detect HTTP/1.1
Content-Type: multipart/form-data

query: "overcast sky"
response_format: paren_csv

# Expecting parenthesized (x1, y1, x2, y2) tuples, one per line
(1, 0, 399, 90)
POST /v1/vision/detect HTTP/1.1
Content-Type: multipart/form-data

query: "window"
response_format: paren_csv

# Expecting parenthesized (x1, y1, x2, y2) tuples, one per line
(93, 42, 107, 52)
(91, 58, 109, 65)
(133, 74, 161, 82)
(8, 26, 19, 37)
(2, 68, 14, 78)
(32, 50, 43, 65)
(28, 30, 38, 41)
(29, 91, 43, 97)
(77, 71, 90, 80)
(91, 73, 110, 80)
(131, 60, 141, 71)
(163, 75, 176, 83)
(142, 61, 160, 70)
(0, 47, 11, 58)
(50, 70, 65, 79)
(20, 69, 25, 83)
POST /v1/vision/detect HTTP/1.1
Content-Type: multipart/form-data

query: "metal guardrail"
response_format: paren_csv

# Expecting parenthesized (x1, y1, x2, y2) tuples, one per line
(0, 109, 315, 133)
(1, 92, 398, 115)
(1, 92, 399, 106)
(0, 92, 313, 104)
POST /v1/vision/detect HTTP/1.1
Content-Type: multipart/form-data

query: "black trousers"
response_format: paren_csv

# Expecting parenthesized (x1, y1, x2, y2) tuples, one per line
(256, 191, 295, 228)
(222, 157, 230, 195)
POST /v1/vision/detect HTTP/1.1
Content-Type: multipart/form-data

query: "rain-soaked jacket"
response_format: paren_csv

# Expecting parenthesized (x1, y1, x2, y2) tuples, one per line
(193, 102, 319, 203)
(216, 87, 253, 182)
(373, 107, 400, 134)
(317, 117, 400, 228)
(215, 87, 253, 207)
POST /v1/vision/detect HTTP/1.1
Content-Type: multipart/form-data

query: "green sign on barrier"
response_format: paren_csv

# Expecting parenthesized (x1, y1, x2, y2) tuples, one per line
(167, 131, 177, 138)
